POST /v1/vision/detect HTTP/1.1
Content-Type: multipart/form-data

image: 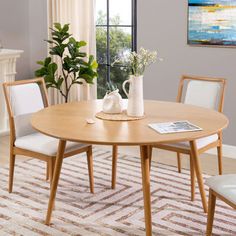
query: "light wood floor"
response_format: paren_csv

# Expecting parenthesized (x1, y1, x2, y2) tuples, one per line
(0, 135, 236, 175)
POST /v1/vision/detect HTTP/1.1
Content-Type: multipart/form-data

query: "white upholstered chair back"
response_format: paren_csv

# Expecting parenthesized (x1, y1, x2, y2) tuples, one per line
(10, 83, 45, 138)
(2, 79, 48, 139)
(178, 76, 226, 113)
(184, 80, 220, 110)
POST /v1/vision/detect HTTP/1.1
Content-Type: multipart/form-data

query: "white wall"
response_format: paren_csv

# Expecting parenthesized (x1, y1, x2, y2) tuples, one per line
(138, 0, 236, 146)
(0, 0, 31, 79)
(28, 0, 48, 75)
(0, 0, 47, 80)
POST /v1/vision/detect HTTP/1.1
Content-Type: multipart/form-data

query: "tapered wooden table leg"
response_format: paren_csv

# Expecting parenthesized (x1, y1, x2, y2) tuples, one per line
(190, 140, 208, 213)
(148, 146, 153, 171)
(140, 145, 152, 236)
(45, 139, 66, 225)
(177, 153, 181, 173)
(111, 145, 118, 189)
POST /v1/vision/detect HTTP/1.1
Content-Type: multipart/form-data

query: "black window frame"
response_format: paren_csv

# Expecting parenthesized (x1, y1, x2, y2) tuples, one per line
(96, 0, 137, 83)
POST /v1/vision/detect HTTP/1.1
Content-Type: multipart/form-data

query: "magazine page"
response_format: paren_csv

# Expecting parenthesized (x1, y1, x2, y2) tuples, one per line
(148, 120, 202, 134)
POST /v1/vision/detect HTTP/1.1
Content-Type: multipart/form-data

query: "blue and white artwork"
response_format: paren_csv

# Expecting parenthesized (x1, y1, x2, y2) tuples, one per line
(188, 0, 236, 46)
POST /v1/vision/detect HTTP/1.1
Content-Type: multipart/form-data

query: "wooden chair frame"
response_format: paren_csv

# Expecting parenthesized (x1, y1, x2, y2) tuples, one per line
(3, 78, 94, 193)
(206, 188, 236, 236)
(151, 75, 227, 201)
(110, 75, 226, 192)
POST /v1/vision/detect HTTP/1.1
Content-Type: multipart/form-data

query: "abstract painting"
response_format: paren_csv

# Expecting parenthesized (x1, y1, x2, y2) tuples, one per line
(188, 0, 236, 46)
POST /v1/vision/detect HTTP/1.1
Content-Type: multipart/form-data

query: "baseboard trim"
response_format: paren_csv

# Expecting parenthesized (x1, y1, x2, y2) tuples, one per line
(206, 144, 236, 159)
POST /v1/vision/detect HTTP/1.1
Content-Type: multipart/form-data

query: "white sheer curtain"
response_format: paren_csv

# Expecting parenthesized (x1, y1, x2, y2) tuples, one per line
(47, 0, 96, 104)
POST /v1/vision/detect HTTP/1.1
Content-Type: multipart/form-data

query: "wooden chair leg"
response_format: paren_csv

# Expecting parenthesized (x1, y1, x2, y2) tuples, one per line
(46, 161, 50, 181)
(217, 144, 223, 175)
(9, 152, 16, 193)
(177, 152, 181, 173)
(49, 158, 55, 185)
(206, 189, 216, 236)
(111, 145, 118, 189)
(190, 154, 195, 201)
(87, 146, 94, 194)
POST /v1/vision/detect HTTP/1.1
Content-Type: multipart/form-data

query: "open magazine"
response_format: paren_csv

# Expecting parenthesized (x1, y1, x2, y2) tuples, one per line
(148, 120, 202, 134)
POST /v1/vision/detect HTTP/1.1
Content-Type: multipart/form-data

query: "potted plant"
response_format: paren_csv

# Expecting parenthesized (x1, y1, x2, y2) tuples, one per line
(35, 23, 98, 103)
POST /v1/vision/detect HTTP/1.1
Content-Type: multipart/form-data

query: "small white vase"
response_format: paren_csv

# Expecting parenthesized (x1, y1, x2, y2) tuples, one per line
(122, 75, 144, 117)
(102, 89, 123, 114)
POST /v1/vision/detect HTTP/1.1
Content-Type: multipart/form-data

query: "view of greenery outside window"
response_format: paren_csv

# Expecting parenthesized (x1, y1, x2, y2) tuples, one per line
(96, 0, 137, 98)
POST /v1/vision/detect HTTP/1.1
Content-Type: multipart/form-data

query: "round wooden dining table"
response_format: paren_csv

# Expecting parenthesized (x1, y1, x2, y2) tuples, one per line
(31, 100, 228, 236)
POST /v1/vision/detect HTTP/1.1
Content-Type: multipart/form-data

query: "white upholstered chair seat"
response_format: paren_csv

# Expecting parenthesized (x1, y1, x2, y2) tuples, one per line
(3, 79, 94, 194)
(206, 174, 236, 205)
(165, 134, 218, 150)
(15, 132, 88, 156)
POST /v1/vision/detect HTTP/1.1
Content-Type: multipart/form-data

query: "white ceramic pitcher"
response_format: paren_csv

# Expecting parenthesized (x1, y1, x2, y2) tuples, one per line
(122, 75, 144, 117)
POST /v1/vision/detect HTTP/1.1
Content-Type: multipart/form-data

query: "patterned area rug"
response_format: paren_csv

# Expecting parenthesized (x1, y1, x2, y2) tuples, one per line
(0, 148, 235, 236)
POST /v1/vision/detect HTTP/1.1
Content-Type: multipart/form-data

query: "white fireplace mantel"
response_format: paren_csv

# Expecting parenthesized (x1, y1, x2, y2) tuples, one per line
(0, 49, 23, 136)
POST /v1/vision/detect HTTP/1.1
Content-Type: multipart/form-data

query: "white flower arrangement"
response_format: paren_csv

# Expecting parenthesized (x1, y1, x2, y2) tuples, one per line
(113, 47, 161, 76)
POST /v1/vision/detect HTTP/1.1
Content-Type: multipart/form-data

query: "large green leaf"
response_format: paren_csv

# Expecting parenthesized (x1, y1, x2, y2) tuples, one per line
(45, 40, 54, 44)
(91, 60, 98, 70)
(45, 74, 54, 83)
(49, 45, 66, 57)
(88, 55, 94, 64)
(35, 67, 47, 77)
(69, 37, 76, 44)
(62, 24, 69, 33)
(44, 57, 51, 66)
(57, 76, 64, 88)
(54, 22, 62, 31)
(48, 63, 57, 76)
(78, 41, 87, 47)
(36, 60, 44, 66)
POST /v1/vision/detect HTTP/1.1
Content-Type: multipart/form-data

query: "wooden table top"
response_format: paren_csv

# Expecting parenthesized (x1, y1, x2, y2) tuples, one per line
(31, 100, 228, 146)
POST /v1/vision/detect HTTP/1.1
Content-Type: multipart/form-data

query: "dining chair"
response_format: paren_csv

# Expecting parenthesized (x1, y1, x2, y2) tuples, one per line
(3, 78, 94, 193)
(150, 75, 227, 200)
(206, 174, 236, 236)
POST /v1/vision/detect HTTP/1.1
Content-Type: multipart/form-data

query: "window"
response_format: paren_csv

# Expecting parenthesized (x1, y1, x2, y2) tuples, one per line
(96, 0, 137, 98)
